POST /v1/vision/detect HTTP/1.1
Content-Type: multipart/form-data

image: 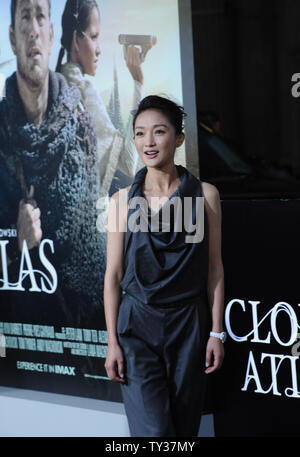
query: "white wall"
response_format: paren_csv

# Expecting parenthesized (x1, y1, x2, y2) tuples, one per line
(0, 387, 214, 437)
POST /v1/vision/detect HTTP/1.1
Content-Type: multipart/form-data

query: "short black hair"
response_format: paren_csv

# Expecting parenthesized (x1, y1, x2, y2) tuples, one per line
(133, 95, 187, 136)
(11, 0, 51, 28)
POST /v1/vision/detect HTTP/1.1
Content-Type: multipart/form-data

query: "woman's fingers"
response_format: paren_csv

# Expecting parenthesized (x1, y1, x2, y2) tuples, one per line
(105, 359, 118, 380)
(117, 359, 124, 380)
(106, 362, 125, 383)
(205, 347, 213, 373)
(205, 338, 225, 374)
(105, 346, 125, 383)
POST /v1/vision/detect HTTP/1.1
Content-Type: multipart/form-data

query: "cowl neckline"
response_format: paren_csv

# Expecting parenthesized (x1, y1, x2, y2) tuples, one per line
(121, 164, 207, 305)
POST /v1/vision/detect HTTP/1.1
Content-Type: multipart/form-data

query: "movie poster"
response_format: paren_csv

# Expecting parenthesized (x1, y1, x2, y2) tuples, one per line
(0, 0, 196, 401)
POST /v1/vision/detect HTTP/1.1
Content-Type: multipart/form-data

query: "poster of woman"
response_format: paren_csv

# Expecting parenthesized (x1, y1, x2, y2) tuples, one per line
(0, 0, 197, 402)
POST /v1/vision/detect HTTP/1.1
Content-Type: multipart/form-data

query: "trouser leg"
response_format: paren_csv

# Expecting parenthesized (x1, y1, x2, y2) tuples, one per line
(119, 332, 176, 437)
(117, 295, 209, 437)
(164, 301, 209, 436)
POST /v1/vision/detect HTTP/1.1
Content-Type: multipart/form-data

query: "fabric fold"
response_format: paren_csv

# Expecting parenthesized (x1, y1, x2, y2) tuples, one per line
(120, 165, 208, 305)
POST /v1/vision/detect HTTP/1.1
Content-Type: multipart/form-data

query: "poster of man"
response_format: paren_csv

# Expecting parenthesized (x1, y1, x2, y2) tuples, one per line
(0, 0, 191, 401)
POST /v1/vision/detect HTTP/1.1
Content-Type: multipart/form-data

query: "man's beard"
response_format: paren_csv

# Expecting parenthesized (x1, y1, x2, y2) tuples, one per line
(17, 58, 48, 90)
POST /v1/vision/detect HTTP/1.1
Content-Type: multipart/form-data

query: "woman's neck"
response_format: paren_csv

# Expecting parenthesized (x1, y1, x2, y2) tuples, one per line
(69, 49, 85, 75)
(144, 163, 180, 195)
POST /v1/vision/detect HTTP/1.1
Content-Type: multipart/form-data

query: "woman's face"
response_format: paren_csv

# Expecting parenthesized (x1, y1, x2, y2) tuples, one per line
(134, 109, 184, 168)
(76, 6, 101, 76)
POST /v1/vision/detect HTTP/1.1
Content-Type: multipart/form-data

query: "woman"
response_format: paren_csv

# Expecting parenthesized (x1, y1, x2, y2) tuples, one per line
(56, 0, 144, 221)
(104, 95, 225, 437)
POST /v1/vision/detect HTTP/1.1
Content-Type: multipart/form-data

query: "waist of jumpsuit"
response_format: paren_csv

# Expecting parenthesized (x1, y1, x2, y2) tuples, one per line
(122, 290, 207, 309)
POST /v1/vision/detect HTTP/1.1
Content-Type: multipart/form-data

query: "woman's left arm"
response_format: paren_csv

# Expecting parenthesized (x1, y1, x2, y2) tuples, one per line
(202, 182, 225, 374)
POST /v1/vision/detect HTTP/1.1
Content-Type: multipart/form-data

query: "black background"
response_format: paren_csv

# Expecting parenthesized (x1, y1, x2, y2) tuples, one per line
(212, 199, 300, 436)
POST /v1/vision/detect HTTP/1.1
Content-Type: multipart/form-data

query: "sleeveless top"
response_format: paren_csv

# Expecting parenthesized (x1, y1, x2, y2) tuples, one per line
(120, 165, 209, 305)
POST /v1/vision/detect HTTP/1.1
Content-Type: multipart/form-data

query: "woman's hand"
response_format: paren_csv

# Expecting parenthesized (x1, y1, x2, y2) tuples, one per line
(105, 342, 125, 383)
(125, 45, 144, 85)
(205, 336, 224, 374)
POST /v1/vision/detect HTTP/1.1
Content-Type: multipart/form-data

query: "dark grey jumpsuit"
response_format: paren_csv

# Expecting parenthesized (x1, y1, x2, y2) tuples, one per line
(118, 165, 211, 437)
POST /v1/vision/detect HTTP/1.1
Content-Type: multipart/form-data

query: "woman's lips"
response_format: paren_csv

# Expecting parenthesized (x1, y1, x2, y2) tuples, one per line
(144, 151, 159, 158)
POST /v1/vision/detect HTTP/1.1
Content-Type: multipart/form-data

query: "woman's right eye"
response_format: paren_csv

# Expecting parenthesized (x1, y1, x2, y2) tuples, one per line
(135, 131, 144, 137)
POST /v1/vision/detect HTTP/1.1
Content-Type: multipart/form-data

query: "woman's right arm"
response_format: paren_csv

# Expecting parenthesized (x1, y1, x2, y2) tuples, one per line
(104, 187, 128, 383)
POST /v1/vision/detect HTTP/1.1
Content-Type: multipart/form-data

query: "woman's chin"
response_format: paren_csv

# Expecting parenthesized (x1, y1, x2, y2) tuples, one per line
(85, 68, 97, 77)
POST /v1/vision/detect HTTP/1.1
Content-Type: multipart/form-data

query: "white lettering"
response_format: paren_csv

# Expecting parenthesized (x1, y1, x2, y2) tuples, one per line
(184, 197, 204, 243)
(0, 239, 57, 294)
(270, 302, 298, 346)
(162, 197, 182, 233)
(249, 300, 271, 343)
(105, 442, 140, 454)
(291, 73, 300, 98)
(226, 298, 300, 400)
(225, 299, 299, 346)
(127, 197, 148, 233)
(39, 239, 58, 294)
(0, 241, 9, 289)
(18, 240, 41, 292)
(242, 351, 300, 399)
(260, 353, 286, 396)
(54, 365, 76, 376)
(225, 299, 248, 342)
(241, 351, 266, 394)
(285, 356, 300, 398)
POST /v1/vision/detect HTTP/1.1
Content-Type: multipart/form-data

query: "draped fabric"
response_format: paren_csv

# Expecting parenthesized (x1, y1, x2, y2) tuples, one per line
(120, 165, 209, 305)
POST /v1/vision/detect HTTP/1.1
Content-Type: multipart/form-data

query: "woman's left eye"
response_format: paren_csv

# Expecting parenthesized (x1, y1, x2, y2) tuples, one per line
(155, 129, 165, 134)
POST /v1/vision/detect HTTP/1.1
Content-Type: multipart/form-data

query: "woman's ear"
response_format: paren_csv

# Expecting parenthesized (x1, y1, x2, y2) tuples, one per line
(176, 133, 185, 148)
(72, 30, 80, 54)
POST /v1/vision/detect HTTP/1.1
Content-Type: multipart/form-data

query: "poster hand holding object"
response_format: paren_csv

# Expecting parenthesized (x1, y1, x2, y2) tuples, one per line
(17, 185, 42, 251)
(121, 34, 157, 84)
(125, 45, 144, 85)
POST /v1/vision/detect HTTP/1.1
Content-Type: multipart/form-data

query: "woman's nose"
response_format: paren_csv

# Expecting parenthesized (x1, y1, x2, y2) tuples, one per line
(145, 132, 155, 146)
(96, 41, 101, 56)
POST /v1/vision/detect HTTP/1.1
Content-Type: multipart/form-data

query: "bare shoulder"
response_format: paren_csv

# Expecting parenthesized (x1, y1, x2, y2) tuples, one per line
(108, 186, 131, 231)
(201, 181, 220, 205)
(201, 182, 222, 230)
(110, 185, 131, 206)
